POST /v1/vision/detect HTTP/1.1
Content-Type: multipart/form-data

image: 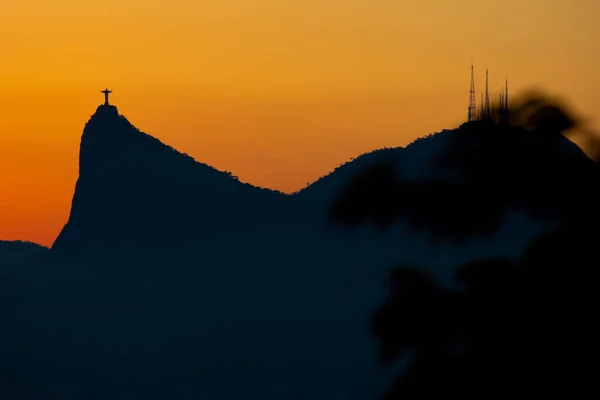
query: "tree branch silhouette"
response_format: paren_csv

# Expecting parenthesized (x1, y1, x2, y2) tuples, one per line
(329, 89, 600, 398)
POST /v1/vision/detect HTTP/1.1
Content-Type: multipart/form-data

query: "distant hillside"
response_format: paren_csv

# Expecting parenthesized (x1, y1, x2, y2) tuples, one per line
(295, 129, 454, 202)
(329, 120, 598, 240)
(50, 105, 454, 264)
(1, 105, 597, 399)
(51, 104, 290, 263)
(51, 104, 595, 265)
(0, 240, 48, 268)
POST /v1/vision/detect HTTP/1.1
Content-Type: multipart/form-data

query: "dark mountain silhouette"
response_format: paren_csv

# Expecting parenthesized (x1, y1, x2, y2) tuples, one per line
(50, 104, 293, 264)
(329, 91, 600, 398)
(1, 94, 597, 399)
(0, 240, 48, 268)
(331, 120, 597, 240)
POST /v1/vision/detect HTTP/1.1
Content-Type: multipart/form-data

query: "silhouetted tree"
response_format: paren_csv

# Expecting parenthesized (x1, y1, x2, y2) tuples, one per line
(330, 89, 600, 398)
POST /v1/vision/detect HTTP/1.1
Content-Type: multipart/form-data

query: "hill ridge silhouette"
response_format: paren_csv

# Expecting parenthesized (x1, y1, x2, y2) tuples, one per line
(3, 98, 598, 399)
(79, 104, 284, 194)
(49, 104, 462, 262)
(324, 99, 600, 399)
(51, 104, 292, 261)
(48, 103, 595, 264)
(0, 240, 48, 269)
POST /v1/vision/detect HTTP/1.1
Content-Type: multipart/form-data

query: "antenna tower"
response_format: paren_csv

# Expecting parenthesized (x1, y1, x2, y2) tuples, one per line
(485, 69, 490, 120)
(468, 62, 476, 122)
(479, 93, 484, 120)
(505, 78, 508, 112)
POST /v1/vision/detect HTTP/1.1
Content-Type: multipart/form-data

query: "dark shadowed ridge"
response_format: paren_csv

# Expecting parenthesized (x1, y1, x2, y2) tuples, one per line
(50, 104, 290, 263)
(295, 129, 461, 202)
(50, 103, 593, 267)
(293, 147, 404, 199)
(326, 92, 600, 399)
(0, 240, 48, 268)
(330, 119, 599, 241)
(46, 104, 447, 265)
(2, 99, 598, 398)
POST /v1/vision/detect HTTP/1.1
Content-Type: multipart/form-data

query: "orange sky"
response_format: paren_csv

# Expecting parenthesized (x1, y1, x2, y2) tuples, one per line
(0, 0, 599, 247)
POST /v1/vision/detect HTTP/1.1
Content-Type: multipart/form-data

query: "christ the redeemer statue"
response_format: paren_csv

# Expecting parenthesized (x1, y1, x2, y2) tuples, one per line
(101, 89, 112, 105)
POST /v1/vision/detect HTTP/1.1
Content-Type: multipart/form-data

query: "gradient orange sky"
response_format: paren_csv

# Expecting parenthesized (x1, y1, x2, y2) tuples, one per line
(1, 0, 598, 246)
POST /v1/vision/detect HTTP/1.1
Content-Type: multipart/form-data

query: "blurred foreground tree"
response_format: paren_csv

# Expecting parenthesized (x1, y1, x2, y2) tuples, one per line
(330, 89, 600, 398)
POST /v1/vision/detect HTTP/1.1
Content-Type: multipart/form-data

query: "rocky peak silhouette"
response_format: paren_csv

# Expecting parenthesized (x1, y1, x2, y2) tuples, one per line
(4, 96, 599, 399)
(0, 240, 48, 269)
(50, 104, 289, 262)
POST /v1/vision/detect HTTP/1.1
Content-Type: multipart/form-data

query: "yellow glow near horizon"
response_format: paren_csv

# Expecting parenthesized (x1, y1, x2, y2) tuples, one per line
(0, 0, 598, 246)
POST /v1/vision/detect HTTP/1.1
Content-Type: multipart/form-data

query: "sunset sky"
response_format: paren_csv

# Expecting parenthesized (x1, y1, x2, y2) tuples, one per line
(0, 0, 598, 246)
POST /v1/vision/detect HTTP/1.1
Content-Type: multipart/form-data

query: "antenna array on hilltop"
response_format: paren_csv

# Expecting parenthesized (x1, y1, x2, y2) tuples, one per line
(467, 63, 509, 123)
(468, 63, 476, 122)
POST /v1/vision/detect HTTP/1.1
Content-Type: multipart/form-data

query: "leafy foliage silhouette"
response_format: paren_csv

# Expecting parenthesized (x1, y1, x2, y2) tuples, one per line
(329, 89, 600, 398)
